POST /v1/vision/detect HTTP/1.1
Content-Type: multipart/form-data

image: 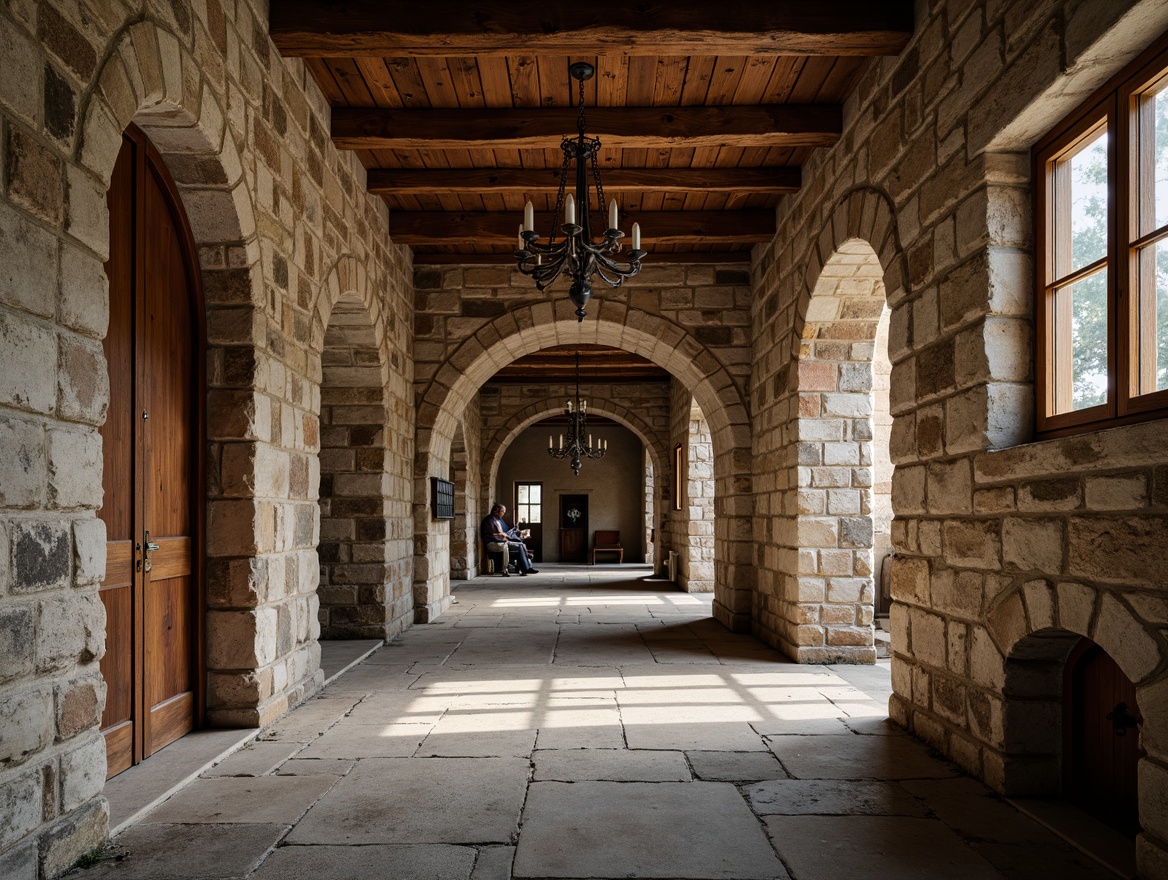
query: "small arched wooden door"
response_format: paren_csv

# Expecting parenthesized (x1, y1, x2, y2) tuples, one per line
(1064, 638, 1142, 836)
(99, 125, 204, 778)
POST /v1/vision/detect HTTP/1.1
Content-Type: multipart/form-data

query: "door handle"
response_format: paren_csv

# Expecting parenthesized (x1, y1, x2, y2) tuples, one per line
(1106, 702, 1140, 736)
(143, 530, 160, 572)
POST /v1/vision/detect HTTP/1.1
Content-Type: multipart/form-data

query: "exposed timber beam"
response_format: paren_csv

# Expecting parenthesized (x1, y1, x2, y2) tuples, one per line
(333, 106, 841, 152)
(410, 251, 753, 265)
(367, 167, 801, 196)
(389, 211, 775, 247)
(270, 2, 913, 57)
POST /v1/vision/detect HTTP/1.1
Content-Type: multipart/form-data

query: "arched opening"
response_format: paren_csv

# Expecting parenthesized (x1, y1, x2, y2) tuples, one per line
(316, 294, 393, 639)
(1004, 631, 1142, 843)
(789, 238, 892, 663)
(493, 417, 647, 563)
(415, 311, 753, 630)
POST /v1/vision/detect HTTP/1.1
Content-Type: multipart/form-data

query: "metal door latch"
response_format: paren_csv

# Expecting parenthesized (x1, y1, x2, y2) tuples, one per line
(143, 530, 160, 573)
(1106, 702, 1140, 736)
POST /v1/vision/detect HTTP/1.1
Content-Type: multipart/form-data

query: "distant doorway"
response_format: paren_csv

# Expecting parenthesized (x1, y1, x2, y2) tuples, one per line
(1064, 639, 1142, 836)
(560, 495, 589, 562)
(515, 482, 543, 562)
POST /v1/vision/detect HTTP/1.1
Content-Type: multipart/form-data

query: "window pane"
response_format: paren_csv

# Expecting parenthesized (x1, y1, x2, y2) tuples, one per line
(1055, 127, 1109, 277)
(1151, 83, 1168, 232)
(1053, 269, 1109, 412)
(1135, 240, 1168, 395)
(528, 505, 541, 524)
(530, 485, 541, 503)
(517, 485, 529, 503)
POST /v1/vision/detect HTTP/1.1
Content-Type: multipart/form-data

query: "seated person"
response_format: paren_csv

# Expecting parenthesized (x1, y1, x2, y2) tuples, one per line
(480, 502, 538, 576)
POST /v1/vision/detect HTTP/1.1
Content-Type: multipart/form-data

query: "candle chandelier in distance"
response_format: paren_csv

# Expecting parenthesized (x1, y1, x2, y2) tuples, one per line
(515, 61, 646, 321)
(547, 352, 607, 475)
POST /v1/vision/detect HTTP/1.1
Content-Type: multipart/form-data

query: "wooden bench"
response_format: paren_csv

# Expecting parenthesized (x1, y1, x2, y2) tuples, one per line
(590, 530, 624, 564)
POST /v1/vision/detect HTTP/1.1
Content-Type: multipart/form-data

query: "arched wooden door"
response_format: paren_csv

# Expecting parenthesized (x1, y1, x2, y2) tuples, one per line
(1064, 639, 1142, 836)
(99, 125, 204, 779)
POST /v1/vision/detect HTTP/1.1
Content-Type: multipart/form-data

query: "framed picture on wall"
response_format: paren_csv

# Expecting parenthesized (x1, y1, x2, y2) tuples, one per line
(673, 444, 683, 511)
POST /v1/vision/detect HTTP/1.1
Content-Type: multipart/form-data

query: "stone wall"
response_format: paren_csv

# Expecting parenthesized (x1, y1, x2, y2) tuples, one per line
(667, 384, 714, 592)
(0, 0, 412, 873)
(750, 0, 1168, 871)
(450, 399, 481, 581)
(412, 262, 755, 631)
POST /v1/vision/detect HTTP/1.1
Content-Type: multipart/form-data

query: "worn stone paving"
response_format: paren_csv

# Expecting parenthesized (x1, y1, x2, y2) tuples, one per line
(69, 566, 1115, 880)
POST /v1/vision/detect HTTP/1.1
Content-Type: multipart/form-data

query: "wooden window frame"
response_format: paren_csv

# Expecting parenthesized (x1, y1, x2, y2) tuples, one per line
(1034, 33, 1168, 438)
(514, 481, 542, 525)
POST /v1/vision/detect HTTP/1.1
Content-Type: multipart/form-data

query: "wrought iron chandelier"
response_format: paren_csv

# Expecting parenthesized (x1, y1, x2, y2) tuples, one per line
(515, 61, 646, 322)
(547, 352, 607, 475)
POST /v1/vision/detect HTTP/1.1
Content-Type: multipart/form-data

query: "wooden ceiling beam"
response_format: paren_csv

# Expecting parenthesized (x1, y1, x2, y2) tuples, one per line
(367, 166, 801, 196)
(391, 210, 774, 246)
(411, 251, 753, 265)
(333, 105, 840, 151)
(270, 2, 913, 57)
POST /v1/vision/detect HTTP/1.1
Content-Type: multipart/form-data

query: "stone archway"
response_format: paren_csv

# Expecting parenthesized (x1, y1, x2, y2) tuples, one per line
(973, 579, 1168, 865)
(787, 238, 892, 663)
(309, 257, 412, 640)
(483, 399, 669, 500)
(415, 304, 752, 630)
(482, 398, 669, 570)
(77, 20, 308, 730)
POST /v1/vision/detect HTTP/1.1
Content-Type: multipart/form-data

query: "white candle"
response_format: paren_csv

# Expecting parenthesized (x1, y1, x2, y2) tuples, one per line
(609, 199, 619, 230)
(632, 222, 641, 250)
(559, 433, 564, 448)
(589, 434, 593, 448)
(565, 194, 576, 225)
(524, 200, 534, 232)
(548, 435, 553, 450)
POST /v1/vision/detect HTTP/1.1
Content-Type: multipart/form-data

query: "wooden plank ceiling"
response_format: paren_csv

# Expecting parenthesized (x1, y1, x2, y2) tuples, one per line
(271, 3, 913, 264)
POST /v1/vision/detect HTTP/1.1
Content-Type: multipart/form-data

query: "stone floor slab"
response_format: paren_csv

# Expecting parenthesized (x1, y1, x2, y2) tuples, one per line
(251, 844, 476, 880)
(470, 846, 516, 880)
(288, 757, 528, 845)
(202, 741, 302, 777)
(765, 733, 960, 780)
(140, 775, 337, 825)
(686, 750, 789, 782)
(764, 815, 1003, 880)
(746, 779, 929, 816)
(624, 721, 769, 752)
(533, 749, 691, 782)
(66, 824, 286, 879)
(295, 722, 433, 759)
(901, 778, 1070, 845)
(514, 781, 788, 879)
